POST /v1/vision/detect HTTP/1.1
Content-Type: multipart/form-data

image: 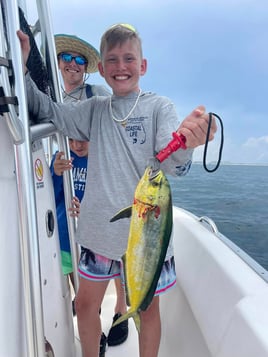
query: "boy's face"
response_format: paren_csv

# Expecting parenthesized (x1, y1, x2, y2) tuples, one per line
(69, 139, 89, 157)
(98, 39, 147, 96)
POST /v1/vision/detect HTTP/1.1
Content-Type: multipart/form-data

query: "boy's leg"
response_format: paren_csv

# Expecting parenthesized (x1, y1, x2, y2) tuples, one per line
(139, 296, 161, 357)
(107, 278, 129, 346)
(75, 277, 109, 357)
(113, 278, 127, 314)
(138, 257, 176, 356)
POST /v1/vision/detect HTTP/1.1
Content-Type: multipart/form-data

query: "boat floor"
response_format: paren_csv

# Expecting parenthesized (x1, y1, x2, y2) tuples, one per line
(74, 281, 138, 356)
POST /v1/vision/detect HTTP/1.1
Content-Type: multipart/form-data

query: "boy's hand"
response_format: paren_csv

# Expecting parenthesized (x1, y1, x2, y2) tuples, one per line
(16, 30, 31, 72)
(68, 197, 80, 218)
(53, 151, 73, 176)
(177, 105, 217, 148)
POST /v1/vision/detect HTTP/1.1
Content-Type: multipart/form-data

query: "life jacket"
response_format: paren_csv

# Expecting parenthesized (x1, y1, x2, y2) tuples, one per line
(85, 84, 93, 98)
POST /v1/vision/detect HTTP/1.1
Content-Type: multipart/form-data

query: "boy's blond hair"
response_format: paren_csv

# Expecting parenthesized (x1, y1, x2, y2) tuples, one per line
(100, 24, 143, 59)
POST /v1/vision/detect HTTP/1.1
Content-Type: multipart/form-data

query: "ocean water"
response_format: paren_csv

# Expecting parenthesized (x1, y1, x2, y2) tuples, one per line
(168, 164, 268, 271)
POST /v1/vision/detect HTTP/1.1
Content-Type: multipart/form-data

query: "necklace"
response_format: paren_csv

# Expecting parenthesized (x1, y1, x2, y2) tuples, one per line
(109, 89, 141, 126)
(62, 85, 84, 102)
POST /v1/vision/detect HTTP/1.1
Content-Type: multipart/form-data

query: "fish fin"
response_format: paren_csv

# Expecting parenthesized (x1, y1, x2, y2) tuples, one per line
(112, 309, 141, 333)
(110, 206, 132, 222)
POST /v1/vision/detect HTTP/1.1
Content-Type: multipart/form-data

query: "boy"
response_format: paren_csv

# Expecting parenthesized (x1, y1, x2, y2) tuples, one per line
(18, 23, 216, 357)
(53, 34, 128, 353)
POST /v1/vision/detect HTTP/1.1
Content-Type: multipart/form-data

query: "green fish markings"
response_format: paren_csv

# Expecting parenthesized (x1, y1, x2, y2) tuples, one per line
(110, 166, 173, 332)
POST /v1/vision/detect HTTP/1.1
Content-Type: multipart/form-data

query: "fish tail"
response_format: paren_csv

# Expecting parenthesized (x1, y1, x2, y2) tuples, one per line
(112, 310, 141, 333)
(133, 313, 141, 333)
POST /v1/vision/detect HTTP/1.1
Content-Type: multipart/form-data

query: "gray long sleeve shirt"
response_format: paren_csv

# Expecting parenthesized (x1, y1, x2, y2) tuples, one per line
(26, 74, 193, 260)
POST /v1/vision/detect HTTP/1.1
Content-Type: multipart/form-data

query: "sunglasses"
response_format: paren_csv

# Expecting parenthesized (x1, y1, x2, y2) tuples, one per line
(59, 53, 88, 65)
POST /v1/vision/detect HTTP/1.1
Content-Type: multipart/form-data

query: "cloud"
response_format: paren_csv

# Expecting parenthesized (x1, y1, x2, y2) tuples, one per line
(241, 136, 268, 163)
(244, 136, 268, 147)
(193, 135, 268, 165)
(215, 136, 268, 164)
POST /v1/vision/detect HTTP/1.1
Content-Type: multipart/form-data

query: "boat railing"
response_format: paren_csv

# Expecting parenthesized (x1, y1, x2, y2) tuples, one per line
(199, 216, 219, 234)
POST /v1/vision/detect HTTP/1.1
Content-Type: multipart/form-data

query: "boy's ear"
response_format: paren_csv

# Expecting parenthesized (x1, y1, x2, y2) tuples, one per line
(140, 58, 147, 76)
(98, 61, 104, 77)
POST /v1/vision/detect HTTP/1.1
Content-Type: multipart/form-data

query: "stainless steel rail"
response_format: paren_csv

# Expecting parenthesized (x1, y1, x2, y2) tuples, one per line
(35, 0, 79, 293)
(199, 215, 219, 234)
(2, 0, 46, 355)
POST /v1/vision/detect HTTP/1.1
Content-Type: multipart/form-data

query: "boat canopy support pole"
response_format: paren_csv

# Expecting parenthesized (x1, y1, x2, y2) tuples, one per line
(35, 0, 80, 294)
(2, 0, 46, 355)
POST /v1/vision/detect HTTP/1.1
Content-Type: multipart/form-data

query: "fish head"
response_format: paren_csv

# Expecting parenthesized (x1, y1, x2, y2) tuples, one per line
(135, 166, 171, 209)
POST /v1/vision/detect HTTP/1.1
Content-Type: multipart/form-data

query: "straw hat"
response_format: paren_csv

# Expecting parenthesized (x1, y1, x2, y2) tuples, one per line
(54, 34, 100, 73)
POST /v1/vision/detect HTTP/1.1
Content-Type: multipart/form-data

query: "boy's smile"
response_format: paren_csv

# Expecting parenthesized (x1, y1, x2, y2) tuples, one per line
(98, 39, 147, 96)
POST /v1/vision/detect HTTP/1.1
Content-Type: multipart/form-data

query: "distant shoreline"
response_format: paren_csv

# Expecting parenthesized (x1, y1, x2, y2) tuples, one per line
(193, 161, 268, 167)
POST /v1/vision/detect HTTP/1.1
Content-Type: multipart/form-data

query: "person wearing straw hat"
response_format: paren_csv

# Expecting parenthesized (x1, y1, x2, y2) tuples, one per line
(54, 33, 110, 99)
(52, 34, 129, 356)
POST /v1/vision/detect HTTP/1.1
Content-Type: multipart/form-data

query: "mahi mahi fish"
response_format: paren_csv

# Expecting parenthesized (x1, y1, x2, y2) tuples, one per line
(110, 166, 173, 332)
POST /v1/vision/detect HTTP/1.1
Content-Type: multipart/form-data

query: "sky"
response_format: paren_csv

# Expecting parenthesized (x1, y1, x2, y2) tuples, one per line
(24, 0, 268, 164)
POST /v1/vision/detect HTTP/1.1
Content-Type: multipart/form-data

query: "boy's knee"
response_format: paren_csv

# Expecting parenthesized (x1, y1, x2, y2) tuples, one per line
(75, 294, 90, 316)
(75, 292, 101, 317)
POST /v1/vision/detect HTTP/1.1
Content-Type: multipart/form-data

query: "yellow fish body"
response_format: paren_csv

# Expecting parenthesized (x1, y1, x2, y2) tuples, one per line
(110, 166, 172, 332)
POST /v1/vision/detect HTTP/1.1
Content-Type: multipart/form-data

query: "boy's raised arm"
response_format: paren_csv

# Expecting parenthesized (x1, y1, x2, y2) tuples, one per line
(16, 30, 30, 73)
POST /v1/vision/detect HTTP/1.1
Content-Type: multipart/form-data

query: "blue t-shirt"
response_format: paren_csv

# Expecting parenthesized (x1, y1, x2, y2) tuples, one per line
(50, 150, 87, 252)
